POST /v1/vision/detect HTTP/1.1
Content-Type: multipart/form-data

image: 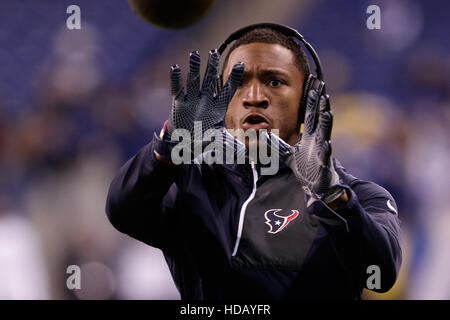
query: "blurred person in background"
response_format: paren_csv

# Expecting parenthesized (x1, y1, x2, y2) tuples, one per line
(106, 24, 402, 300)
(0, 196, 50, 299)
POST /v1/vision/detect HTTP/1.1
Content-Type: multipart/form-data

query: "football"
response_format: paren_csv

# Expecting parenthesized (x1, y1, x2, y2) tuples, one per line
(128, 0, 216, 29)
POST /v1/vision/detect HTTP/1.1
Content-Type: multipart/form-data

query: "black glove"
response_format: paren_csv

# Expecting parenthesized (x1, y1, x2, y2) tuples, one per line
(264, 90, 340, 196)
(164, 49, 244, 142)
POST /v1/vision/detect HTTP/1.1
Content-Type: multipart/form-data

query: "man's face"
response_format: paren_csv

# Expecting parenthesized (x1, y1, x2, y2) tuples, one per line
(223, 42, 304, 146)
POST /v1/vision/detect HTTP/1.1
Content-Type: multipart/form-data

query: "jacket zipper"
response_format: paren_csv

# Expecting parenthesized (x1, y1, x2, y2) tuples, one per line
(231, 161, 258, 257)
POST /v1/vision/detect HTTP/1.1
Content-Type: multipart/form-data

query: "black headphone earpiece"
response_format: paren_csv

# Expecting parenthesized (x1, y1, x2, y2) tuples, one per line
(216, 23, 325, 131)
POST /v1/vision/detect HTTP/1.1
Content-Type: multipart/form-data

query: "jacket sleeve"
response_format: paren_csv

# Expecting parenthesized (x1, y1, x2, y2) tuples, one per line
(306, 158, 402, 293)
(105, 133, 183, 250)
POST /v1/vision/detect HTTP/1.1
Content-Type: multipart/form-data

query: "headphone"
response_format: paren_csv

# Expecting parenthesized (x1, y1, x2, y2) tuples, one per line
(217, 22, 326, 129)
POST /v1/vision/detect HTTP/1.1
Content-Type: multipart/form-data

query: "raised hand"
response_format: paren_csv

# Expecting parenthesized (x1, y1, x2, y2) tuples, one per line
(264, 90, 340, 195)
(164, 49, 244, 142)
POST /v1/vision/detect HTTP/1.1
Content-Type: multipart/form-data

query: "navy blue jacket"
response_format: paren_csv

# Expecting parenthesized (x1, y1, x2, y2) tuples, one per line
(106, 134, 402, 299)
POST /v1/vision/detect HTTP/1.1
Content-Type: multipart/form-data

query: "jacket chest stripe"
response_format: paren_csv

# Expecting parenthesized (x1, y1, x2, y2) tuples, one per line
(231, 162, 258, 257)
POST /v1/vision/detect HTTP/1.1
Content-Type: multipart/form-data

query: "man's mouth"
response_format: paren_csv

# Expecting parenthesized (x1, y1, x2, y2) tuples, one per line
(242, 113, 270, 131)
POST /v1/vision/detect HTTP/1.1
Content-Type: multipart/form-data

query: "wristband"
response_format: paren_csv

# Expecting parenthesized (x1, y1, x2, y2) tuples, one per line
(323, 186, 346, 204)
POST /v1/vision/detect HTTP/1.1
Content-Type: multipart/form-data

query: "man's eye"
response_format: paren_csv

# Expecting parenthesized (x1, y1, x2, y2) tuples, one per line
(268, 79, 283, 87)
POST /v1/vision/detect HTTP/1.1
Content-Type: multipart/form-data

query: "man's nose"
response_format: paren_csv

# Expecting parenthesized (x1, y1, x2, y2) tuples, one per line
(242, 81, 269, 108)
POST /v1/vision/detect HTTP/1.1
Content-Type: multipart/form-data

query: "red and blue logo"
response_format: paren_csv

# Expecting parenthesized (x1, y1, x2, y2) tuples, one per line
(264, 209, 300, 234)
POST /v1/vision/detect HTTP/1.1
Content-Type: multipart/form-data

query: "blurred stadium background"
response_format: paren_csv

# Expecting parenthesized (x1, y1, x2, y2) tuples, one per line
(0, 0, 449, 299)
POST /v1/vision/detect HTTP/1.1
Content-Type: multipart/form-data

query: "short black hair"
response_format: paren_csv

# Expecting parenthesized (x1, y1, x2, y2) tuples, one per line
(222, 27, 310, 79)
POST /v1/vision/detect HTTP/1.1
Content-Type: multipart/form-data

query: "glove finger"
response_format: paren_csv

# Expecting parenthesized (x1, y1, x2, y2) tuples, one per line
(217, 62, 244, 110)
(315, 110, 333, 146)
(221, 61, 244, 94)
(320, 94, 331, 112)
(170, 64, 184, 98)
(201, 49, 220, 96)
(186, 51, 201, 98)
(303, 89, 319, 135)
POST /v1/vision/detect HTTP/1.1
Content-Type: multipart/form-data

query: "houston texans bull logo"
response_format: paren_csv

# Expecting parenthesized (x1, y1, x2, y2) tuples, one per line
(264, 209, 300, 234)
